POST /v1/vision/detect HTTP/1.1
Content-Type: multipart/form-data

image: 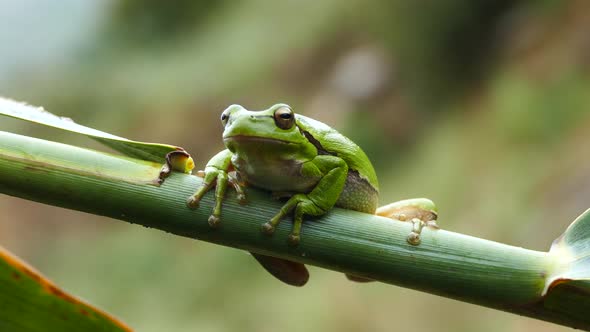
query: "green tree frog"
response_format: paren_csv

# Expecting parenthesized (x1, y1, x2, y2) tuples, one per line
(187, 104, 438, 286)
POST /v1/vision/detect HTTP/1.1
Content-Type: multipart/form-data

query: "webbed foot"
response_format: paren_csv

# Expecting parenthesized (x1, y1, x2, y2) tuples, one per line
(262, 194, 325, 246)
(261, 222, 275, 235)
(186, 195, 201, 209)
(208, 215, 221, 228)
(287, 234, 300, 247)
(376, 198, 439, 246)
(406, 218, 425, 245)
(187, 167, 246, 228)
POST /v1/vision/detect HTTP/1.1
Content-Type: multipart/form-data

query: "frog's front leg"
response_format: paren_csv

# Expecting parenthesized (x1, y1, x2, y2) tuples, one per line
(186, 149, 240, 228)
(262, 155, 348, 246)
(376, 198, 438, 245)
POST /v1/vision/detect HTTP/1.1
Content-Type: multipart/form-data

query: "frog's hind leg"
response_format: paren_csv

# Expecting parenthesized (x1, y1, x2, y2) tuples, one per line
(376, 198, 438, 227)
(376, 198, 438, 246)
(345, 198, 439, 282)
(250, 253, 309, 287)
(262, 155, 349, 246)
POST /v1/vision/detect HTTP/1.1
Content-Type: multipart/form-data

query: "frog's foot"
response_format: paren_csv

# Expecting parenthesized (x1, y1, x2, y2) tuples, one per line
(406, 218, 425, 245)
(187, 166, 246, 229)
(186, 170, 215, 210)
(261, 194, 325, 247)
(376, 198, 438, 246)
(187, 170, 224, 228)
(228, 171, 247, 204)
(158, 150, 194, 184)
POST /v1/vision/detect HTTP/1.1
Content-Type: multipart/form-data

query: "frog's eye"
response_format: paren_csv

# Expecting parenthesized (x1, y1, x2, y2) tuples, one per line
(273, 106, 295, 130)
(220, 110, 230, 126)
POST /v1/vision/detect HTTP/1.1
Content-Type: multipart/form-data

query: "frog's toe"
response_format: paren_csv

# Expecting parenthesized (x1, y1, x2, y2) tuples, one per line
(261, 222, 276, 235)
(287, 234, 300, 247)
(406, 231, 421, 245)
(208, 215, 221, 228)
(237, 193, 247, 205)
(186, 196, 200, 209)
(406, 218, 426, 246)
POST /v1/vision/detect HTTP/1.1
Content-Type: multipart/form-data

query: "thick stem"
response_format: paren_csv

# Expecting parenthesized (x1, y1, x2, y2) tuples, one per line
(0, 130, 587, 329)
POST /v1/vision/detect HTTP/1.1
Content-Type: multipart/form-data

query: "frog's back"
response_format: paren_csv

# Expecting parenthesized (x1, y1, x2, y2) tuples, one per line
(296, 115, 379, 213)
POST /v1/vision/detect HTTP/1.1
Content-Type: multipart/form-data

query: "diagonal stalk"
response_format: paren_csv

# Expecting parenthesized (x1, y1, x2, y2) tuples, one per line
(0, 130, 588, 330)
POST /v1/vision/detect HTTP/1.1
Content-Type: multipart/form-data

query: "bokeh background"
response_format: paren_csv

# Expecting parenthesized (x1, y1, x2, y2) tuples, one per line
(1, 1, 589, 331)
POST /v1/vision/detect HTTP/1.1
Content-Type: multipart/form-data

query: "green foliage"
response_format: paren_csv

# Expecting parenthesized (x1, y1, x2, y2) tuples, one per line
(0, 98, 188, 164)
(1, 1, 590, 331)
(1, 101, 590, 330)
(375, 0, 523, 108)
(493, 72, 590, 143)
(0, 246, 130, 332)
(106, 0, 227, 45)
(549, 209, 590, 290)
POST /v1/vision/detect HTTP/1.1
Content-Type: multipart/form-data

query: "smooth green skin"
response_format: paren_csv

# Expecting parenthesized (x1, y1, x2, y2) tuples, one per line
(187, 104, 437, 285)
(188, 104, 381, 243)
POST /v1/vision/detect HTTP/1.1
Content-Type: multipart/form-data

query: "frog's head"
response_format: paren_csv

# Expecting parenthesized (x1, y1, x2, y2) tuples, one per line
(221, 104, 309, 152)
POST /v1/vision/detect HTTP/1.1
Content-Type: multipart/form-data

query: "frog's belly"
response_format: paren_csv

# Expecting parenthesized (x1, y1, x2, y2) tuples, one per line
(232, 156, 319, 193)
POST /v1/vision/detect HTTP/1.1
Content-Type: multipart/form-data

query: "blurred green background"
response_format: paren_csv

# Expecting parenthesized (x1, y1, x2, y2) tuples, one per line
(1, 0, 589, 331)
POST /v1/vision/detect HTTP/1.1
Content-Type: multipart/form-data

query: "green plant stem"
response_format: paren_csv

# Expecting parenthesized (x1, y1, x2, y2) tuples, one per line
(0, 130, 588, 330)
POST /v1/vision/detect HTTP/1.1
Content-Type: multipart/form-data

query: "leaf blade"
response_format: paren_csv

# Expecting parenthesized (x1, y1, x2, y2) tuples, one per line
(0, 245, 132, 332)
(0, 97, 186, 164)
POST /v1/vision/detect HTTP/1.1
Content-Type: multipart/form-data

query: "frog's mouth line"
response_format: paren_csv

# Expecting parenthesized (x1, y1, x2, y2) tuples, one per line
(223, 135, 296, 145)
